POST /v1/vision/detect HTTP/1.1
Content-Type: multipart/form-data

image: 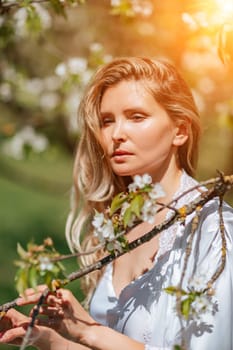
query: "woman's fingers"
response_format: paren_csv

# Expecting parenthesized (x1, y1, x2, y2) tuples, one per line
(1, 309, 29, 328)
(0, 325, 27, 345)
(17, 285, 53, 306)
(17, 287, 74, 308)
(30, 305, 64, 318)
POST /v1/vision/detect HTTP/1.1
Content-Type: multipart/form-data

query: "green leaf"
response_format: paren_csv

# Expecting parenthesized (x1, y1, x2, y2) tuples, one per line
(174, 345, 182, 350)
(130, 194, 144, 217)
(164, 286, 179, 295)
(123, 206, 134, 228)
(49, 0, 66, 17)
(110, 192, 127, 215)
(14, 260, 27, 268)
(43, 271, 53, 289)
(17, 243, 28, 260)
(51, 264, 60, 275)
(164, 286, 187, 296)
(181, 298, 192, 319)
(56, 260, 66, 272)
(106, 242, 114, 252)
(15, 268, 29, 295)
(26, 6, 42, 33)
(28, 266, 38, 289)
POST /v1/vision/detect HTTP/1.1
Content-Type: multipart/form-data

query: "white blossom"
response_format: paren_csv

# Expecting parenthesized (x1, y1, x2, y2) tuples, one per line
(141, 199, 157, 224)
(103, 54, 113, 63)
(132, 0, 153, 17)
(102, 219, 115, 239)
(111, 0, 121, 6)
(67, 58, 87, 75)
(149, 183, 166, 200)
(39, 256, 54, 271)
(128, 173, 152, 192)
(55, 63, 68, 78)
(92, 212, 105, 229)
(13, 4, 51, 38)
(191, 295, 213, 316)
(40, 92, 60, 111)
(81, 69, 93, 85)
(2, 126, 49, 159)
(107, 240, 123, 253)
(25, 78, 44, 95)
(93, 219, 115, 243)
(13, 7, 27, 37)
(0, 82, 12, 101)
(92, 210, 116, 244)
(64, 90, 82, 132)
(182, 12, 198, 31)
(55, 58, 87, 80)
(33, 3, 52, 30)
(89, 42, 103, 52)
(189, 273, 208, 292)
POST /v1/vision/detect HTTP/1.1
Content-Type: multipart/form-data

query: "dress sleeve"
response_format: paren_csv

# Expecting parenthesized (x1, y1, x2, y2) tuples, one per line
(185, 201, 233, 349)
(146, 200, 233, 350)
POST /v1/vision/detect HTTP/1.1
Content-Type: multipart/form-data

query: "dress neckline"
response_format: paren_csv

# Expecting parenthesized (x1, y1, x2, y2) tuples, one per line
(109, 170, 200, 300)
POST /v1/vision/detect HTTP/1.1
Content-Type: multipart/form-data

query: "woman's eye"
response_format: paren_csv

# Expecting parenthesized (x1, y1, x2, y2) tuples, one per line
(131, 114, 145, 121)
(101, 117, 114, 126)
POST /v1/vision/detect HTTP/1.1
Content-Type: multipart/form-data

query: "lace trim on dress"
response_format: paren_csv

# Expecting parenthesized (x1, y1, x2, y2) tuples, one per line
(142, 172, 201, 347)
(156, 171, 200, 260)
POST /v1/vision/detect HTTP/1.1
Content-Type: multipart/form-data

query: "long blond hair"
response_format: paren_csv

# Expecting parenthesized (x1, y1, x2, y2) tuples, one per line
(65, 57, 201, 302)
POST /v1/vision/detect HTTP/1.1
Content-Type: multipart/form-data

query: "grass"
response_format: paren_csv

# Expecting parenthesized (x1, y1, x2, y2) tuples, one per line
(0, 151, 83, 350)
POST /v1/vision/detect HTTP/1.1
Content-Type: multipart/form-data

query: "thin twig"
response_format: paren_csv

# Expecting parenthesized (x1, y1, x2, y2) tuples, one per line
(207, 195, 227, 287)
(65, 175, 233, 284)
(19, 288, 50, 350)
(53, 175, 233, 262)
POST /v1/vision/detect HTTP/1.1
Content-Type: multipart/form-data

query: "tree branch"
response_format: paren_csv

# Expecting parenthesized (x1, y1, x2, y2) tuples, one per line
(0, 173, 232, 350)
(62, 174, 233, 284)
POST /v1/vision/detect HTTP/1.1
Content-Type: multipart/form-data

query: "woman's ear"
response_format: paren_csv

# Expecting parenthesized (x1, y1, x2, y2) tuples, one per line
(173, 121, 189, 146)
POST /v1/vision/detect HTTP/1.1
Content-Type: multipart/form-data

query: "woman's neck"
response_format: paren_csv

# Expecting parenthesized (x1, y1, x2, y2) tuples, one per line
(154, 164, 183, 205)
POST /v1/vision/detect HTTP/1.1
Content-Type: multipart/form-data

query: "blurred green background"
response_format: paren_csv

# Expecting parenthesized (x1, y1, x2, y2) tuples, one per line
(1, 0, 233, 349)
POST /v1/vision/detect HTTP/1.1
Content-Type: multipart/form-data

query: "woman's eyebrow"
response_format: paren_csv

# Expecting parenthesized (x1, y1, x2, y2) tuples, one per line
(99, 111, 114, 117)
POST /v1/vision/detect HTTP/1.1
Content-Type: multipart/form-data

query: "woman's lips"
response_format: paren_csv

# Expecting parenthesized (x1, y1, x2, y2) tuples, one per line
(112, 150, 133, 157)
(111, 150, 133, 162)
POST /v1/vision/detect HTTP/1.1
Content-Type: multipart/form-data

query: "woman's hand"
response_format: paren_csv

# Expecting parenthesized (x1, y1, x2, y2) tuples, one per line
(36, 288, 98, 345)
(17, 285, 98, 346)
(0, 307, 72, 350)
(0, 308, 30, 346)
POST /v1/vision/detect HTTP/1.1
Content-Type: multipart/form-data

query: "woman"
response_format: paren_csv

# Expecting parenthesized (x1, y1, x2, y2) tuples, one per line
(0, 57, 233, 350)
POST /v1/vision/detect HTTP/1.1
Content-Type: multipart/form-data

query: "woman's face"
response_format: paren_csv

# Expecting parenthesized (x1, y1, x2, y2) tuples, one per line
(99, 80, 183, 181)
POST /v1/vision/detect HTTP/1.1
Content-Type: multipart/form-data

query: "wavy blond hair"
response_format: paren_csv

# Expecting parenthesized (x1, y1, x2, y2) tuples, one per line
(65, 57, 202, 304)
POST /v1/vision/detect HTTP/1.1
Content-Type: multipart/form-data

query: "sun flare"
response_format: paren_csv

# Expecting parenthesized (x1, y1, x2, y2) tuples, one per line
(215, 0, 233, 16)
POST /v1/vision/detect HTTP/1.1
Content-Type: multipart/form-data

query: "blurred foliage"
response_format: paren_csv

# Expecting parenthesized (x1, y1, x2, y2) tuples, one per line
(0, 0, 233, 165)
(0, 1, 233, 348)
(15, 238, 67, 295)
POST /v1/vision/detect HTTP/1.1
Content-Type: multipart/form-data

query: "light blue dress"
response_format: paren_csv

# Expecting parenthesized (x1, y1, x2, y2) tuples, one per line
(90, 172, 233, 349)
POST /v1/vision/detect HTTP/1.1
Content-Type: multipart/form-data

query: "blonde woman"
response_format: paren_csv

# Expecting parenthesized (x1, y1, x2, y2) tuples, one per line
(1, 57, 233, 350)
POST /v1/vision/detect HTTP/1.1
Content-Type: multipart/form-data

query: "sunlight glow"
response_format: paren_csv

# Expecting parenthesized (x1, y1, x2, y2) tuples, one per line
(215, 0, 233, 17)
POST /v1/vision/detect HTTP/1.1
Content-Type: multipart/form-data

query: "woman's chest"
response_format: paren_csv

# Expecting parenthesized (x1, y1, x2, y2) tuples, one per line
(112, 235, 160, 298)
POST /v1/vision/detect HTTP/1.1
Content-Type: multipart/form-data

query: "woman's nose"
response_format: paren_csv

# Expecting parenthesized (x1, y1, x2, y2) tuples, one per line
(112, 120, 126, 142)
